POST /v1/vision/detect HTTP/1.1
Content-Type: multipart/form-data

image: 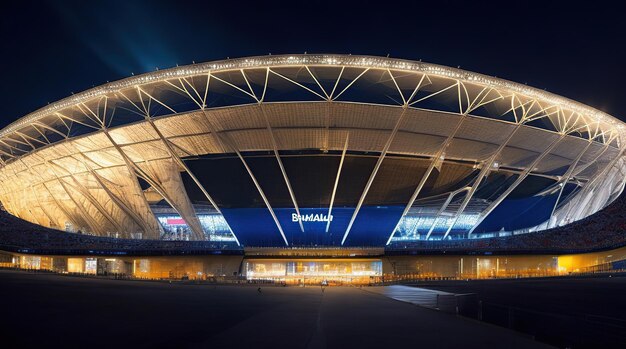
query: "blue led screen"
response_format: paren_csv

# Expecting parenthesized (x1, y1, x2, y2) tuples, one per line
(220, 206, 404, 246)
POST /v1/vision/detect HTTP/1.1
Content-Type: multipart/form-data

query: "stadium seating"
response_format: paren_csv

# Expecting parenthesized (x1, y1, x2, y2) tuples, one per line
(1, 189, 626, 254)
(388, 190, 626, 253)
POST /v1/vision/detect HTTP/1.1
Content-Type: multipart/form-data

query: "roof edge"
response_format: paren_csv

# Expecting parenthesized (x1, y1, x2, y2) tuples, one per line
(2, 54, 624, 139)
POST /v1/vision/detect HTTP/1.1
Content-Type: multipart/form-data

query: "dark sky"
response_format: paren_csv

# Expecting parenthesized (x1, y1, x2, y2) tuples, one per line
(1, 1, 624, 128)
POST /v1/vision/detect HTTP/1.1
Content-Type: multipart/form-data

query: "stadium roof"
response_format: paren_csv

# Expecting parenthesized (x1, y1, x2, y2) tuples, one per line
(0, 54, 624, 247)
(1, 54, 624, 145)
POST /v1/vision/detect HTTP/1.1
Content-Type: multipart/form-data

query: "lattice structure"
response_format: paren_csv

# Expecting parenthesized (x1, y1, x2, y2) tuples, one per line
(0, 54, 624, 246)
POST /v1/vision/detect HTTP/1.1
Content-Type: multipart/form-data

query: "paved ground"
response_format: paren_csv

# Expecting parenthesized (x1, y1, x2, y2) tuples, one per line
(416, 275, 626, 348)
(416, 275, 626, 321)
(0, 270, 551, 349)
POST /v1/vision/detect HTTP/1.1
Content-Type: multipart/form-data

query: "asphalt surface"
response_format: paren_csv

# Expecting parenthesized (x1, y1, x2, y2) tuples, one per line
(416, 275, 626, 321)
(416, 275, 626, 348)
(0, 270, 550, 349)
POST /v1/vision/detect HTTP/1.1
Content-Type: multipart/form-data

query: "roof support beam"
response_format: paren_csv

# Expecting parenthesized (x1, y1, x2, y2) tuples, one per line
(437, 123, 525, 239)
(19, 157, 102, 235)
(467, 134, 565, 236)
(341, 106, 407, 245)
(424, 187, 471, 240)
(326, 133, 349, 233)
(134, 158, 206, 240)
(102, 130, 162, 239)
(547, 141, 593, 227)
(258, 104, 305, 233)
(53, 176, 105, 236)
(41, 181, 91, 234)
(386, 112, 468, 245)
(142, 84, 240, 244)
(222, 134, 289, 246)
(87, 164, 155, 236)
(47, 159, 126, 235)
(559, 146, 626, 225)
(8, 160, 68, 229)
(199, 109, 287, 246)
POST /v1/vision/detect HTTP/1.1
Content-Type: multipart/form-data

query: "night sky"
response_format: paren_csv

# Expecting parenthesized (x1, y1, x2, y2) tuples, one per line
(1, 1, 624, 128)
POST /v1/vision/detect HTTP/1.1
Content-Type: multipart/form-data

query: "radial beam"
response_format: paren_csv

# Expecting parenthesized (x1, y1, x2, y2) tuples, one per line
(386, 114, 468, 245)
(467, 135, 565, 236)
(548, 141, 593, 225)
(436, 122, 524, 240)
(12, 161, 71, 230)
(559, 146, 626, 224)
(326, 133, 349, 233)
(41, 181, 90, 233)
(386, 82, 509, 245)
(341, 107, 407, 245)
(48, 160, 126, 235)
(134, 158, 206, 240)
(87, 165, 155, 236)
(225, 135, 289, 246)
(52, 175, 105, 236)
(258, 104, 305, 233)
(424, 187, 470, 240)
(121, 87, 233, 241)
(67, 145, 155, 236)
(102, 130, 162, 239)
(143, 86, 241, 244)
(22, 157, 105, 236)
(197, 106, 287, 245)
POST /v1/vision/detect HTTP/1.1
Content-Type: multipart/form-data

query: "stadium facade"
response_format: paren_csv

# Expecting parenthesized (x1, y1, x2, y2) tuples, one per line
(0, 54, 625, 248)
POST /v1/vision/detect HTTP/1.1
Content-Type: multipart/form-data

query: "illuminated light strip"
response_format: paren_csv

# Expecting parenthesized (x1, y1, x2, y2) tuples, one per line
(326, 133, 349, 233)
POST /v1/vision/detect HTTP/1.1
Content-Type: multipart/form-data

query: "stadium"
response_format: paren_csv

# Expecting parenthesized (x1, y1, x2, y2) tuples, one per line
(1, 54, 626, 283)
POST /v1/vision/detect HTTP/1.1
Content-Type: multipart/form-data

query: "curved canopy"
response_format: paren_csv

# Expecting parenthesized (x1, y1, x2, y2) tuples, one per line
(0, 55, 624, 246)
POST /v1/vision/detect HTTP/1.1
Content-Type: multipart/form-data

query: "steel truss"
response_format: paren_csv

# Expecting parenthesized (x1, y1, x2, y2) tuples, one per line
(0, 55, 623, 242)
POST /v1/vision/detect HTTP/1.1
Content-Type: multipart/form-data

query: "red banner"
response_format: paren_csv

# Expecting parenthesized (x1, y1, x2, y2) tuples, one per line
(166, 218, 186, 225)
